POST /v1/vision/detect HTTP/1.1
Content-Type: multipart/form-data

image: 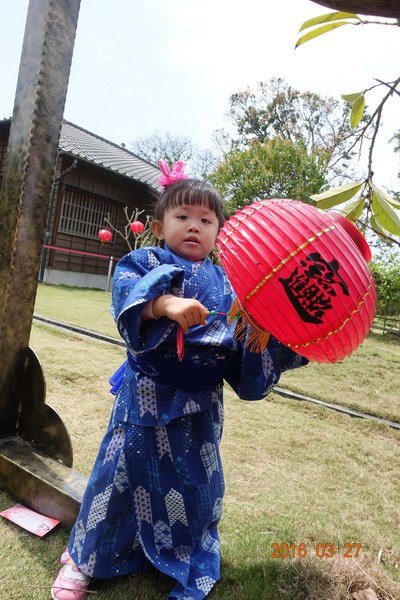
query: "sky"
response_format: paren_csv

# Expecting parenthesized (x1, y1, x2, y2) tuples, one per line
(1, 0, 399, 189)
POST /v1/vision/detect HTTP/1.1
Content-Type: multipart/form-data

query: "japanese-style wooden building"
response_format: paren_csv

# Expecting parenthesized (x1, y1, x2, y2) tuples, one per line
(0, 118, 160, 288)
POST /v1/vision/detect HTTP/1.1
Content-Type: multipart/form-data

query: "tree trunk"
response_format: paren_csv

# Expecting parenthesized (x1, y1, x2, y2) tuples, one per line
(310, 0, 400, 19)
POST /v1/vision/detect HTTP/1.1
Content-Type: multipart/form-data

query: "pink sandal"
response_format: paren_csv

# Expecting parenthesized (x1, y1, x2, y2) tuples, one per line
(51, 550, 91, 600)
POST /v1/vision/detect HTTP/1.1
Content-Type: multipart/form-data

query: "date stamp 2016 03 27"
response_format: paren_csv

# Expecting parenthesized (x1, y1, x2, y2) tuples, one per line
(271, 543, 362, 559)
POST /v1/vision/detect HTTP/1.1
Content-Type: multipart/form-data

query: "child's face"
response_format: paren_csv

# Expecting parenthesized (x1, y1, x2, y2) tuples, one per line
(152, 202, 220, 261)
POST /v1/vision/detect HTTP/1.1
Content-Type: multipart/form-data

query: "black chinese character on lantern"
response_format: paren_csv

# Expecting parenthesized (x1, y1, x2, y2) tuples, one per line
(279, 252, 350, 324)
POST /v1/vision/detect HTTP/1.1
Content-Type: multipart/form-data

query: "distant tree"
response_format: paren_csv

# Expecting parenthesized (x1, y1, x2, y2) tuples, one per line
(190, 149, 219, 180)
(224, 78, 359, 181)
(131, 131, 195, 166)
(131, 131, 218, 179)
(209, 137, 328, 215)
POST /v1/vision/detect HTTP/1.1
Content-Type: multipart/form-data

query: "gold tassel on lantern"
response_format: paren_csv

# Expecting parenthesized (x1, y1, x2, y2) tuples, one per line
(228, 298, 271, 352)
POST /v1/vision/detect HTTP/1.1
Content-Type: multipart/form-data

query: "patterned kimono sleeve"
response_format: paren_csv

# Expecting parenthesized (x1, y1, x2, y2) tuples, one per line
(111, 248, 185, 354)
(224, 335, 308, 401)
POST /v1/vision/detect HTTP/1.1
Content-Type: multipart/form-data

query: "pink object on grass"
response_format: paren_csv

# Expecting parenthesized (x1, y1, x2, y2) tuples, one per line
(0, 503, 60, 536)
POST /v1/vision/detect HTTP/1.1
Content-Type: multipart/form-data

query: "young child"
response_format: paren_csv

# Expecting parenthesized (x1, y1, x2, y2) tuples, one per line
(51, 163, 307, 600)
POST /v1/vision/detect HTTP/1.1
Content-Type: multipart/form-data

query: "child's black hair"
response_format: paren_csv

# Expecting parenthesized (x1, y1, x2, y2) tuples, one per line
(154, 179, 225, 228)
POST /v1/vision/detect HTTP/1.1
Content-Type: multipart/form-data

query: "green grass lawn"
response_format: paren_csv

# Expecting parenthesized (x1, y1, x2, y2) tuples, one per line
(0, 283, 397, 599)
(34, 283, 400, 423)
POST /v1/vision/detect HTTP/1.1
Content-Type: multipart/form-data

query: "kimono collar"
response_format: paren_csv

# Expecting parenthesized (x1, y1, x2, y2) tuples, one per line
(163, 244, 211, 271)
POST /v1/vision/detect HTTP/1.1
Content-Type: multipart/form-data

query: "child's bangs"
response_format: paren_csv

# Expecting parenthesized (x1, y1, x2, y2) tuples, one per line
(171, 187, 212, 209)
(170, 186, 225, 226)
(155, 178, 225, 226)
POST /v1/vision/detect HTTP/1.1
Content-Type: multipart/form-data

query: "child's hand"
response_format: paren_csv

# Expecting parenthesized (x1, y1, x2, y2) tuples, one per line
(152, 295, 209, 333)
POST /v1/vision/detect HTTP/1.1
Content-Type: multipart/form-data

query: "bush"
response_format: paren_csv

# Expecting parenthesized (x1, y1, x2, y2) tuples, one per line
(370, 253, 400, 317)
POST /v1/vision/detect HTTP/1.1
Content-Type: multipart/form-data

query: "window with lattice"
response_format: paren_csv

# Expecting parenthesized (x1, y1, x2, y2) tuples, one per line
(59, 186, 118, 239)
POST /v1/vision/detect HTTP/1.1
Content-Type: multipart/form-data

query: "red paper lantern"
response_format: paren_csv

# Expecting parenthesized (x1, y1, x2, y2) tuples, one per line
(130, 221, 145, 234)
(329, 211, 372, 263)
(217, 199, 376, 364)
(98, 228, 113, 242)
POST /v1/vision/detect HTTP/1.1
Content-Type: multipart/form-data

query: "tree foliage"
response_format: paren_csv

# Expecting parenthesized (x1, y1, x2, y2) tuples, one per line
(209, 137, 328, 215)
(131, 130, 195, 166)
(224, 78, 358, 180)
(208, 78, 361, 214)
(131, 131, 216, 179)
(370, 253, 400, 318)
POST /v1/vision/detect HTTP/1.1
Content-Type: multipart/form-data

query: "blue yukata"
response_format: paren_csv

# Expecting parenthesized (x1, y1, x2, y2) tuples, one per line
(67, 245, 307, 600)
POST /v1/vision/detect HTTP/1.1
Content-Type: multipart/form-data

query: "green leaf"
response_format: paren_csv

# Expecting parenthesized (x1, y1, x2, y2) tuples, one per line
(295, 22, 351, 48)
(370, 214, 391, 240)
(311, 180, 364, 209)
(299, 11, 360, 32)
(349, 95, 365, 129)
(371, 192, 400, 236)
(337, 197, 365, 221)
(370, 181, 400, 209)
(341, 92, 363, 105)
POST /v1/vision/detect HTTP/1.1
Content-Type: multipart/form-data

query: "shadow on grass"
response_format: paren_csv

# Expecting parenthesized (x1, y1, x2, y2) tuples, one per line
(215, 557, 396, 600)
(88, 556, 396, 600)
(49, 558, 335, 600)
(215, 558, 343, 600)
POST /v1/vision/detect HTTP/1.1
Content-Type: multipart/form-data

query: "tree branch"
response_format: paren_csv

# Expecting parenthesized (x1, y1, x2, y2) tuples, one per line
(309, 0, 400, 19)
(330, 76, 400, 172)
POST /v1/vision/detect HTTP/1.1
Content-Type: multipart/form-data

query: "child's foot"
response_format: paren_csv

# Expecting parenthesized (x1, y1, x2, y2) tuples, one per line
(51, 550, 91, 600)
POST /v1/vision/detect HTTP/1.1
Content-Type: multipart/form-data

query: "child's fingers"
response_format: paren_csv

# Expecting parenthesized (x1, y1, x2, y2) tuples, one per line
(180, 306, 208, 330)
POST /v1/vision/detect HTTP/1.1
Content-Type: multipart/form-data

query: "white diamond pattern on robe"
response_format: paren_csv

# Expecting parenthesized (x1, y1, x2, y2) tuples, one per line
(195, 576, 216, 594)
(174, 545, 191, 564)
(183, 399, 201, 414)
(171, 285, 184, 298)
(80, 551, 97, 577)
(223, 273, 232, 295)
(201, 530, 220, 554)
(113, 451, 129, 493)
(117, 269, 141, 280)
(200, 320, 227, 345)
(86, 484, 113, 531)
(213, 497, 223, 521)
(165, 488, 188, 526)
(147, 251, 160, 268)
(155, 426, 173, 460)
(103, 427, 125, 465)
(200, 442, 219, 481)
(261, 349, 274, 377)
(137, 376, 157, 417)
(72, 519, 87, 562)
(133, 485, 153, 525)
(261, 351, 278, 399)
(153, 519, 173, 551)
(132, 532, 141, 551)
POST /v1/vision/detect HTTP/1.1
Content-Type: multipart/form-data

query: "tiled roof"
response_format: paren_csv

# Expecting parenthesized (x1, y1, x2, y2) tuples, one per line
(60, 121, 161, 191)
(0, 118, 161, 192)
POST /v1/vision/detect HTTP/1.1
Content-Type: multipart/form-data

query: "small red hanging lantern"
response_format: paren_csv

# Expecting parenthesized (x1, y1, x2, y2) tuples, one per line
(217, 199, 376, 364)
(129, 221, 145, 234)
(98, 228, 113, 242)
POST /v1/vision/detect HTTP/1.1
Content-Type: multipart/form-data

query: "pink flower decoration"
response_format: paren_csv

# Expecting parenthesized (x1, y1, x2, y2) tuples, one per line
(158, 159, 189, 187)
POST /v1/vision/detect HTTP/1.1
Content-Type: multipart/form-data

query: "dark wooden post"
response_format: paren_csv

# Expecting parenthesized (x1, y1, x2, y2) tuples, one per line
(0, 0, 87, 526)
